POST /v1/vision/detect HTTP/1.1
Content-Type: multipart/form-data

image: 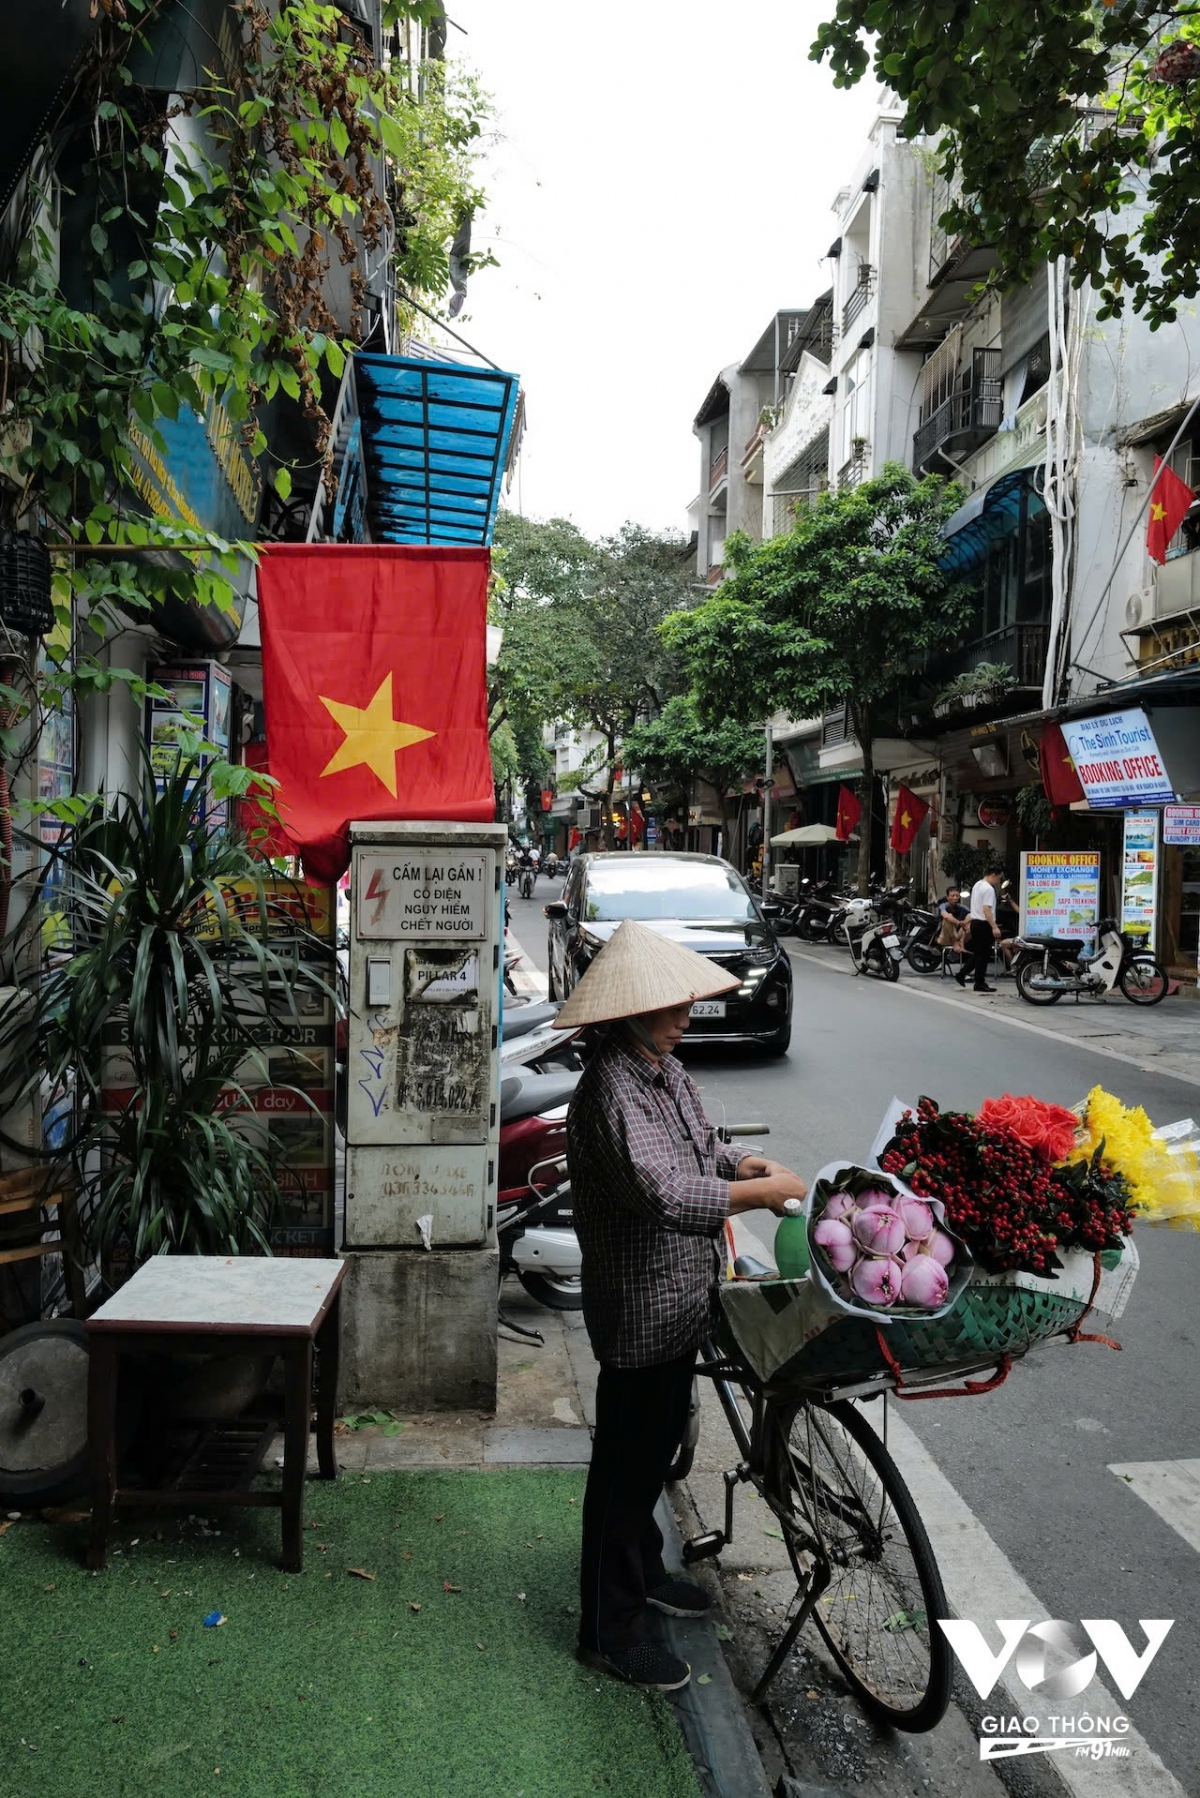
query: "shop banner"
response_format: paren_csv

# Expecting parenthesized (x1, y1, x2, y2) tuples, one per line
(1020, 851, 1102, 943)
(1164, 804, 1200, 847)
(1120, 810, 1160, 946)
(1060, 708, 1175, 809)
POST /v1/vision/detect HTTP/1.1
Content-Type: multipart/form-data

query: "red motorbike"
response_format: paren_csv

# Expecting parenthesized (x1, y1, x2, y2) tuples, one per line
(498, 1065, 581, 1313)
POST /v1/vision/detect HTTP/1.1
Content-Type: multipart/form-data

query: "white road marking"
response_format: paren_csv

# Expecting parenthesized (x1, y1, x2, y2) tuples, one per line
(873, 1405, 1186, 1796)
(1108, 1459, 1200, 1556)
(785, 946, 1200, 1093)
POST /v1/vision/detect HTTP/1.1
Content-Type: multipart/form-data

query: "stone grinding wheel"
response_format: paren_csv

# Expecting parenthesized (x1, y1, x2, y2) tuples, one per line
(0, 1318, 90, 1505)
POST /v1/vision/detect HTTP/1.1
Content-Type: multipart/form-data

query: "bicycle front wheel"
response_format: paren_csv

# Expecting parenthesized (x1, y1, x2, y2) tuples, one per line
(773, 1399, 950, 1732)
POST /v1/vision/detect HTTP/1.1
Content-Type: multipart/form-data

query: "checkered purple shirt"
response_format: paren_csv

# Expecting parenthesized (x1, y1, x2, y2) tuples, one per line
(566, 1035, 748, 1369)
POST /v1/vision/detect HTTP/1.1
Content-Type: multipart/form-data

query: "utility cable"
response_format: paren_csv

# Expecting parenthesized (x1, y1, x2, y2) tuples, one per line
(399, 289, 502, 370)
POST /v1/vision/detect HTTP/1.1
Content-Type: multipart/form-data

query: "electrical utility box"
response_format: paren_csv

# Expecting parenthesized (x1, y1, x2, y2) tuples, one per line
(341, 820, 507, 1411)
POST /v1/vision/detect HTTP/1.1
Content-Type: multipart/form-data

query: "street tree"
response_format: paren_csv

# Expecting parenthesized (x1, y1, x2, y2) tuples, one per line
(812, 0, 1200, 327)
(621, 695, 764, 849)
(662, 464, 963, 889)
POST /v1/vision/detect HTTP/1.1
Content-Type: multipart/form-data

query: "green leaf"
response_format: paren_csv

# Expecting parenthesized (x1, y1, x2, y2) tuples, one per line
(274, 465, 292, 502)
(90, 223, 108, 256)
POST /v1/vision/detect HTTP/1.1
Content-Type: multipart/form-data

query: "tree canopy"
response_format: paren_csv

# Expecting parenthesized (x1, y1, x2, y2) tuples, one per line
(812, 0, 1200, 327)
(663, 464, 963, 883)
(621, 695, 764, 841)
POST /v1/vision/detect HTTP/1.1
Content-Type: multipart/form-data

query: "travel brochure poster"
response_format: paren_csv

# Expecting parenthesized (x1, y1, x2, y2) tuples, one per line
(1121, 809, 1159, 945)
(1019, 851, 1102, 943)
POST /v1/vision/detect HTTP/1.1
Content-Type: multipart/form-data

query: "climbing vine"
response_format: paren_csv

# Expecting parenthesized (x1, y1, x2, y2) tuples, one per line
(0, 0, 492, 729)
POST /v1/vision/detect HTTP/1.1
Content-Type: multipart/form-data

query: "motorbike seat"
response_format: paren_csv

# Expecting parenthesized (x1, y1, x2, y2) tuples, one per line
(500, 1069, 580, 1123)
(501, 999, 563, 1041)
(1023, 935, 1084, 957)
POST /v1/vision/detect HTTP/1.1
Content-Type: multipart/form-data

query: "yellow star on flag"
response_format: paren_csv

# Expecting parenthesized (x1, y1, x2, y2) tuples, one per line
(318, 673, 434, 795)
(1151, 501, 1167, 522)
(900, 809, 913, 830)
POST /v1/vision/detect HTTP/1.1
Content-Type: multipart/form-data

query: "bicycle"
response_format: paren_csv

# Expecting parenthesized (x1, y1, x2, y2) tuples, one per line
(680, 1328, 953, 1730)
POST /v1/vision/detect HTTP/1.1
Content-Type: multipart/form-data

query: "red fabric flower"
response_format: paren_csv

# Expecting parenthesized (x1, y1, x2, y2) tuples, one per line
(978, 1094, 1079, 1163)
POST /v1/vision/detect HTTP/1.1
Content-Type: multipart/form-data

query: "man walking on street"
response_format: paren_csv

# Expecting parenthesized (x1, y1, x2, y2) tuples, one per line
(956, 863, 1004, 993)
(556, 919, 808, 1693)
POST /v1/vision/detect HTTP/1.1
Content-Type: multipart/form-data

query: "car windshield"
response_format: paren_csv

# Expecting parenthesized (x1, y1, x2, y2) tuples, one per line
(584, 861, 757, 922)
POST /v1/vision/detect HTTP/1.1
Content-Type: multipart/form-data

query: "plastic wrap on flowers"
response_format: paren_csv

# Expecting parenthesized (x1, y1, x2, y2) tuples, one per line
(805, 1162, 972, 1323)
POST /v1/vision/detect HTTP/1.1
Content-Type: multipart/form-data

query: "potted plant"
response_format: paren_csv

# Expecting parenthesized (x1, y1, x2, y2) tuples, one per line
(0, 755, 333, 1406)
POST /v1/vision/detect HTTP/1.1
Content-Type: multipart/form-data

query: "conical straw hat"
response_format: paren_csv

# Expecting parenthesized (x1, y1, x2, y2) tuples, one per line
(553, 918, 740, 1029)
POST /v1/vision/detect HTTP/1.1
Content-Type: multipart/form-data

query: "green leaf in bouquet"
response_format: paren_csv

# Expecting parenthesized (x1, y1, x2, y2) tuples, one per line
(882, 1609, 927, 1634)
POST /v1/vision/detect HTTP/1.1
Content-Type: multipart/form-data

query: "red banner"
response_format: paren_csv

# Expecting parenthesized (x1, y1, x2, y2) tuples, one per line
(890, 784, 929, 854)
(1147, 457, 1195, 564)
(835, 784, 862, 842)
(257, 546, 493, 881)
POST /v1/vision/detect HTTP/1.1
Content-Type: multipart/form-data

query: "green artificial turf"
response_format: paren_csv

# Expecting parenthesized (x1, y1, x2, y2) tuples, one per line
(0, 1469, 702, 1798)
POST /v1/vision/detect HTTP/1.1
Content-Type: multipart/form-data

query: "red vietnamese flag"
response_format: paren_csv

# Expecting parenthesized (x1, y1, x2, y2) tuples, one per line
(1147, 457, 1195, 564)
(1038, 720, 1085, 807)
(835, 784, 861, 842)
(889, 784, 929, 854)
(257, 545, 493, 882)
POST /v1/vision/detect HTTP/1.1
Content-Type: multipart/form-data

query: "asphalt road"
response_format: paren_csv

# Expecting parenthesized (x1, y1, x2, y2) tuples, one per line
(506, 880, 1200, 1792)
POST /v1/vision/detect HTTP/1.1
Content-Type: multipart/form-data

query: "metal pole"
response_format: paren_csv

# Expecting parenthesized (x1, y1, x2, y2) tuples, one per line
(762, 723, 773, 894)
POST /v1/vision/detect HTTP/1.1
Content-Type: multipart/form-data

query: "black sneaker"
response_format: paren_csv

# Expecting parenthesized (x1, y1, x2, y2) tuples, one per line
(954, 973, 968, 987)
(577, 1642, 691, 1690)
(647, 1577, 712, 1619)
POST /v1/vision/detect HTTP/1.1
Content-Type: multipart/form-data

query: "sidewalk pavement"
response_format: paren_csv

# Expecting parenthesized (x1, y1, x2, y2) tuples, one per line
(787, 939, 1200, 1090)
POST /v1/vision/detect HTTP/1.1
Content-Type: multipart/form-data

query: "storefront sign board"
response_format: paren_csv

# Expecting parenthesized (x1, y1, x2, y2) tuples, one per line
(1164, 804, 1200, 847)
(1019, 851, 1102, 943)
(1060, 708, 1175, 809)
(1120, 810, 1159, 946)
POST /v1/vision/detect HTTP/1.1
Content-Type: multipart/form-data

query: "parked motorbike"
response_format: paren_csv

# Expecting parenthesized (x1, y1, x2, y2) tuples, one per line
(901, 904, 944, 974)
(797, 883, 857, 942)
(845, 904, 904, 981)
(498, 1065, 582, 1320)
(1012, 919, 1168, 1007)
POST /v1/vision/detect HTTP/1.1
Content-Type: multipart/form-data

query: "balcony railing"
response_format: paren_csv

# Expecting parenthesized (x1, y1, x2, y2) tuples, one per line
(708, 444, 728, 493)
(837, 445, 869, 490)
(841, 266, 874, 334)
(771, 481, 828, 536)
(913, 347, 1002, 473)
(938, 621, 1050, 693)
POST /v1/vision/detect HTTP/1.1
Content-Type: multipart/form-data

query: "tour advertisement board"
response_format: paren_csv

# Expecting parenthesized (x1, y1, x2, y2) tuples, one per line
(1120, 810, 1160, 946)
(1019, 850, 1102, 943)
(143, 660, 233, 830)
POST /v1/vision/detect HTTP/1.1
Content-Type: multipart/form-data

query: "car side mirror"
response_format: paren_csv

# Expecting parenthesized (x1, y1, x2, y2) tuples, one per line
(544, 900, 568, 919)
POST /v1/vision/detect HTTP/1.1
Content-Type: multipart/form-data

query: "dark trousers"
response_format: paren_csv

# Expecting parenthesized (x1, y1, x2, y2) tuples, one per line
(579, 1351, 695, 1653)
(961, 918, 995, 989)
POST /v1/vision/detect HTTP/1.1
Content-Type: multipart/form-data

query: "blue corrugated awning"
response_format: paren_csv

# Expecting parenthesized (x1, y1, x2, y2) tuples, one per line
(351, 354, 520, 547)
(939, 466, 1039, 575)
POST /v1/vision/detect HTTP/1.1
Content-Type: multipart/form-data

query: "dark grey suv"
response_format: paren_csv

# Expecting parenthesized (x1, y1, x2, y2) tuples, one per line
(544, 852, 792, 1055)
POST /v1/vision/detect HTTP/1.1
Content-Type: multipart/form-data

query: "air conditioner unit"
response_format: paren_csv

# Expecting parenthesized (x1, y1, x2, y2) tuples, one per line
(1124, 589, 1154, 629)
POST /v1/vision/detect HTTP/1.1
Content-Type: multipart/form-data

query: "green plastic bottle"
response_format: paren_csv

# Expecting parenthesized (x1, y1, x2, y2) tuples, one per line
(774, 1197, 810, 1280)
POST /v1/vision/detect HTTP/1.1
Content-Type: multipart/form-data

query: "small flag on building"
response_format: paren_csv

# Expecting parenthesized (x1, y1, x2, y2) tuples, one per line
(835, 785, 861, 842)
(1038, 720, 1085, 808)
(1146, 457, 1195, 564)
(889, 784, 929, 854)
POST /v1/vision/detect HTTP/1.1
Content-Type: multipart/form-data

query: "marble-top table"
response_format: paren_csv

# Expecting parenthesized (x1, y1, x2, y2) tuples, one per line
(86, 1256, 345, 1571)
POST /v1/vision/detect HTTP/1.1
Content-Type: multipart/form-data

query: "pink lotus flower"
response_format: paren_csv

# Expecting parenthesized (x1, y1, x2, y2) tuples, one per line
(822, 1191, 857, 1222)
(900, 1255, 949, 1308)
(813, 1216, 857, 1272)
(926, 1228, 955, 1267)
(855, 1187, 895, 1212)
(851, 1205, 906, 1257)
(851, 1255, 903, 1306)
(898, 1197, 934, 1242)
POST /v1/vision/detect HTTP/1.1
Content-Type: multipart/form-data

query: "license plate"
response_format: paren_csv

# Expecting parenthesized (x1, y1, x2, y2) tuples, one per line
(690, 1000, 726, 1019)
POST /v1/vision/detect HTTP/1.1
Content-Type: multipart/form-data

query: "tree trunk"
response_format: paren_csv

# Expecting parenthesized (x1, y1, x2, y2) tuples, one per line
(854, 712, 874, 895)
(602, 729, 617, 850)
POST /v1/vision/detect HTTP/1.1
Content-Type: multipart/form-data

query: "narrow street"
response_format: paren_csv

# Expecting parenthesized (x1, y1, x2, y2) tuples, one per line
(507, 882, 1200, 1797)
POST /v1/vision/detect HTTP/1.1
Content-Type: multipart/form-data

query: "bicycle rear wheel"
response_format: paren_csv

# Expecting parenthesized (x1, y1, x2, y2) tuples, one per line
(773, 1399, 950, 1732)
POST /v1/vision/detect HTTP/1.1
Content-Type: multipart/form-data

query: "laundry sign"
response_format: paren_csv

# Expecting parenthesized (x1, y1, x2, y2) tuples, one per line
(1060, 709, 1175, 809)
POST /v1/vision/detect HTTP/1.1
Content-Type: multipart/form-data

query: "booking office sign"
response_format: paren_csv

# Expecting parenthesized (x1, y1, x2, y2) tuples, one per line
(938, 1617, 1173, 1761)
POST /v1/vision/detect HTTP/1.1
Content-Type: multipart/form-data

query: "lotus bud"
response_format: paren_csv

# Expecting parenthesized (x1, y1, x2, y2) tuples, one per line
(822, 1190, 857, 1222)
(926, 1228, 955, 1267)
(851, 1255, 903, 1307)
(898, 1197, 934, 1242)
(855, 1187, 895, 1212)
(900, 1255, 949, 1308)
(813, 1216, 857, 1272)
(851, 1205, 906, 1257)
